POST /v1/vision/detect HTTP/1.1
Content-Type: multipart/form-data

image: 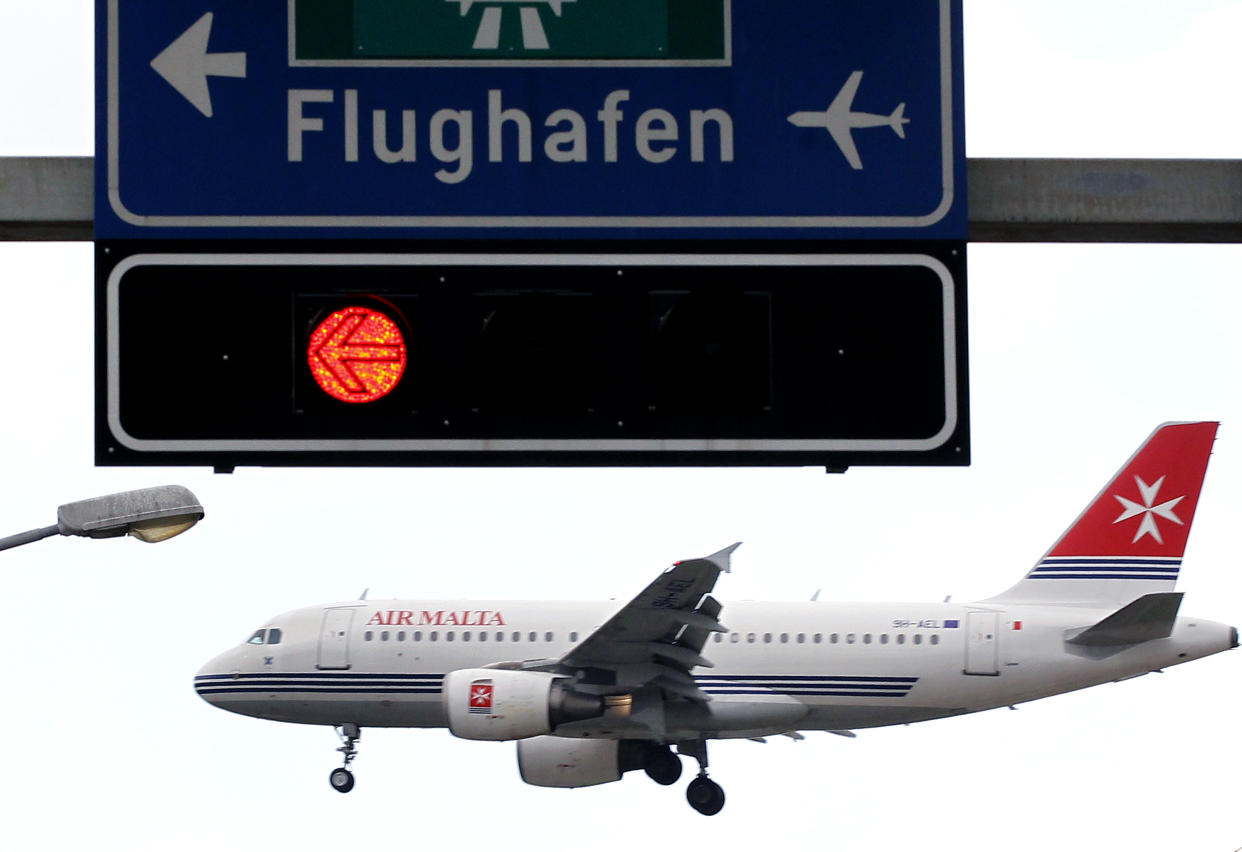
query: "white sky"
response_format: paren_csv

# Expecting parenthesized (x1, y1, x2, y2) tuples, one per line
(2, 2, 1241, 850)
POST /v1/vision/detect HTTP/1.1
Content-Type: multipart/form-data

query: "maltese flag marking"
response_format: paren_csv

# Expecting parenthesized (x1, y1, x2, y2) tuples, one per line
(468, 680, 494, 714)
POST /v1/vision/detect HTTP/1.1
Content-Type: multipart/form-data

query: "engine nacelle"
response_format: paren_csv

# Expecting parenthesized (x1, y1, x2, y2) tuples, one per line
(442, 669, 605, 741)
(517, 737, 622, 788)
(517, 737, 664, 787)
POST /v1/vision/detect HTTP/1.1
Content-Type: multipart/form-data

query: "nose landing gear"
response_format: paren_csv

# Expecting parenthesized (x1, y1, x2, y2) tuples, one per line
(329, 723, 361, 793)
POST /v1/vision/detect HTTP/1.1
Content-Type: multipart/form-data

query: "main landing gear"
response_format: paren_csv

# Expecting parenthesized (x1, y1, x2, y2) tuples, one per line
(642, 743, 684, 786)
(677, 740, 726, 816)
(329, 723, 360, 793)
(685, 774, 726, 816)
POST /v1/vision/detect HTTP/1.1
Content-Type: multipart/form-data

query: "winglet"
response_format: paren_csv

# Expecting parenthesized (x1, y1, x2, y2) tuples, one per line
(704, 542, 742, 573)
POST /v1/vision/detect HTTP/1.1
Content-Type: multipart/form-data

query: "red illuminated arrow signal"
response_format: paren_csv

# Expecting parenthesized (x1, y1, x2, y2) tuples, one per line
(308, 307, 407, 403)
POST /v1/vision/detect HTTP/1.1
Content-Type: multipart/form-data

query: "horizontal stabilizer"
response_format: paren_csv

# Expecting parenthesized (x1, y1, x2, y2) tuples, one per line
(1066, 592, 1183, 646)
(890, 103, 908, 138)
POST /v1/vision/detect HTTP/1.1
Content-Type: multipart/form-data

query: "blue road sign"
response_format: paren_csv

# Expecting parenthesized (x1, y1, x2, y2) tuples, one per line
(97, 1, 965, 239)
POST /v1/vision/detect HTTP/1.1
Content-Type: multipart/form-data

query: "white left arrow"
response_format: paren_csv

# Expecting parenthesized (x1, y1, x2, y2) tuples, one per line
(150, 12, 246, 118)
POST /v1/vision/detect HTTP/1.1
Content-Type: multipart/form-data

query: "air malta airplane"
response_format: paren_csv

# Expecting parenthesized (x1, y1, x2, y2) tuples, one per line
(196, 422, 1236, 815)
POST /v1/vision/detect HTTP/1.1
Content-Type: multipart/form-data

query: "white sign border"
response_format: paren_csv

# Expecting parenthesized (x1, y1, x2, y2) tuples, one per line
(106, 252, 960, 455)
(105, 0, 958, 231)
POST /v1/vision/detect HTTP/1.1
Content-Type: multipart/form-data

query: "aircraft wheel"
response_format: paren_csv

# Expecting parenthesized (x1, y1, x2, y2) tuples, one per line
(329, 767, 355, 793)
(686, 775, 725, 815)
(643, 746, 683, 786)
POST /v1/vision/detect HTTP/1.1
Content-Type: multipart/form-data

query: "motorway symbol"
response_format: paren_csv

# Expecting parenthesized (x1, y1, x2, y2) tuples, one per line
(149, 12, 246, 118)
(451, 0, 578, 51)
(317, 0, 718, 62)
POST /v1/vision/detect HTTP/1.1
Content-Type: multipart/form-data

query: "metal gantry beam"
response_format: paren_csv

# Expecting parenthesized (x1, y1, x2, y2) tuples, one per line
(0, 157, 93, 241)
(1, 156, 1240, 242)
(967, 158, 1242, 243)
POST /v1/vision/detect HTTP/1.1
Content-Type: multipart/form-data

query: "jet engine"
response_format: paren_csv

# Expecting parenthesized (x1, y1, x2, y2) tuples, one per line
(517, 737, 665, 788)
(442, 669, 606, 741)
(517, 736, 624, 788)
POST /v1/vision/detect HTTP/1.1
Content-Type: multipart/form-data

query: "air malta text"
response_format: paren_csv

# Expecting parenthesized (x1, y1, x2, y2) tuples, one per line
(288, 88, 735, 185)
(367, 610, 507, 627)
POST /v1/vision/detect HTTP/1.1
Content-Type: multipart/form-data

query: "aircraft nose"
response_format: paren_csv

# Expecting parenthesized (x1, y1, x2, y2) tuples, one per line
(194, 650, 237, 707)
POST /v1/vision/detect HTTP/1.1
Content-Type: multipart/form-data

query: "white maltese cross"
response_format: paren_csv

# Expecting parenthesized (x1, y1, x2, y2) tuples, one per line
(1113, 475, 1184, 544)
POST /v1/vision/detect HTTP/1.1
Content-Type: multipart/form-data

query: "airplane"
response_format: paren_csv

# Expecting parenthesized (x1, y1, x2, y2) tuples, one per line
(788, 70, 909, 170)
(195, 422, 1236, 816)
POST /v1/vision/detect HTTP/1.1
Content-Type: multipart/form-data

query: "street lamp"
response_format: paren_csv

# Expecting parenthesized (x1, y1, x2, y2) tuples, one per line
(0, 485, 204, 552)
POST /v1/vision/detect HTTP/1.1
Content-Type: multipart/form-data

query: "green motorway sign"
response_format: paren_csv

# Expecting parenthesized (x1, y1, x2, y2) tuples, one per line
(295, 0, 728, 62)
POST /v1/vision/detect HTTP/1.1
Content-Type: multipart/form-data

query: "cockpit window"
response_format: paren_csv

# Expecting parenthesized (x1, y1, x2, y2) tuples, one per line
(245, 628, 281, 645)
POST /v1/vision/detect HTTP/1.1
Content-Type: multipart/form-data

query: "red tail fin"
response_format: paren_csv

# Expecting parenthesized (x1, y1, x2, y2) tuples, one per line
(988, 422, 1218, 606)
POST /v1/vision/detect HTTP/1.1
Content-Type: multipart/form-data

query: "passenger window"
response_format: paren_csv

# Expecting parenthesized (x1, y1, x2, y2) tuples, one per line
(846, 633, 856, 644)
(446, 631, 455, 641)
(463, 631, 471, 641)
(496, 632, 504, 642)
(529, 632, 537, 642)
(414, 631, 422, 641)
(364, 631, 373, 641)
(930, 635, 940, 645)
(813, 633, 823, 644)
(570, 632, 579, 642)
(478, 631, 487, 642)
(713, 633, 723, 643)
(747, 633, 756, 643)
(796, 633, 805, 644)
(267, 628, 282, 645)
(396, 631, 405, 642)
(545, 631, 554, 642)
(430, 631, 439, 641)
(863, 633, 872, 644)
(897, 634, 906, 645)
(247, 629, 265, 645)
(913, 634, 923, 645)
(730, 633, 739, 643)
(780, 633, 789, 643)
(830, 633, 839, 644)
(763, 633, 772, 644)
(880, 634, 889, 645)
(381, 631, 389, 641)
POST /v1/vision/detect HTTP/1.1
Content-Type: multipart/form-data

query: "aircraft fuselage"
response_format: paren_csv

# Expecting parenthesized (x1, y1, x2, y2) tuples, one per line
(196, 598, 1235, 738)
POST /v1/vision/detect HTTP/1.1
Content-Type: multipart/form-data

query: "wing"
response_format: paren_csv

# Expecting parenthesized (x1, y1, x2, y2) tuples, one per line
(827, 124, 863, 170)
(826, 70, 863, 117)
(547, 543, 739, 703)
(825, 70, 865, 169)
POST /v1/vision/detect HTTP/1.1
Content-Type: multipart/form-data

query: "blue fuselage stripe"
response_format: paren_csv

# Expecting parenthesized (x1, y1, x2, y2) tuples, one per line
(195, 672, 919, 699)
